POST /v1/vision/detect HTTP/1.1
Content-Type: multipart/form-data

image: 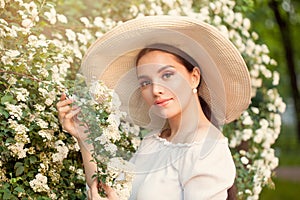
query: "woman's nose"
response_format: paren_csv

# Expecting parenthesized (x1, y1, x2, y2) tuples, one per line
(152, 82, 164, 96)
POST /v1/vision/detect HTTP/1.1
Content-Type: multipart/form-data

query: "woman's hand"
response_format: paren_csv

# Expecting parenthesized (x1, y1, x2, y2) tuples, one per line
(56, 93, 88, 141)
(87, 180, 119, 200)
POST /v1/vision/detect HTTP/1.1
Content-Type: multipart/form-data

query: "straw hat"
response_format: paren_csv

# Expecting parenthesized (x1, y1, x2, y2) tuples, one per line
(80, 15, 251, 129)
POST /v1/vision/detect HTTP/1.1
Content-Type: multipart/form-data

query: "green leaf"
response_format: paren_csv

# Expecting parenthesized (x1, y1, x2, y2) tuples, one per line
(14, 162, 23, 168)
(15, 166, 24, 176)
(2, 189, 11, 200)
(1, 95, 13, 104)
(13, 186, 24, 194)
(29, 156, 37, 164)
(14, 162, 24, 176)
(0, 106, 9, 118)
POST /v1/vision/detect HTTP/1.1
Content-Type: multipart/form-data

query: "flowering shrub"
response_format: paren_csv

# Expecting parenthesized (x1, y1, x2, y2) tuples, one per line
(0, 1, 87, 199)
(71, 76, 141, 199)
(0, 0, 285, 200)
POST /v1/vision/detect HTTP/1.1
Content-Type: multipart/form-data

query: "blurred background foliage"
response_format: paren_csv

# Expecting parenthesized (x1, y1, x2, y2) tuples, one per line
(240, 0, 300, 198)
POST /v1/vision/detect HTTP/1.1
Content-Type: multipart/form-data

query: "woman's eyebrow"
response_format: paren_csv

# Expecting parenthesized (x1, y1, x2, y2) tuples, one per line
(137, 65, 175, 79)
(137, 75, 149, 80)
(157, 65, 175, 73)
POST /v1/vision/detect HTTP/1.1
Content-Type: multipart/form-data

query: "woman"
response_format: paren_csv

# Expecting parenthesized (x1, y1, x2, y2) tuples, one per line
(57, 16, 251, 199)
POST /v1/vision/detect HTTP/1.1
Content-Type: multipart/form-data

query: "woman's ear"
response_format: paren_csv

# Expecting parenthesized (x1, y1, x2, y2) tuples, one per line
(191, 67, 201, 88)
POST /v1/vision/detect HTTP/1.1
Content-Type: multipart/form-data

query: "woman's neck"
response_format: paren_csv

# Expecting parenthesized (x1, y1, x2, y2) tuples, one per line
(164, 96, 211, 143)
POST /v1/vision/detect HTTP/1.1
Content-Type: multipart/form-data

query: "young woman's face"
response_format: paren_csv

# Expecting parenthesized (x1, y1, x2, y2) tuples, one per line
(136, 50, 197, 119)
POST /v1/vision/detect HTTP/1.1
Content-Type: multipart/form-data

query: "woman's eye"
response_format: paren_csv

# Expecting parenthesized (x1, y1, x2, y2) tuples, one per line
(162, 72, 174, 79)
(140, 80, 151, 87)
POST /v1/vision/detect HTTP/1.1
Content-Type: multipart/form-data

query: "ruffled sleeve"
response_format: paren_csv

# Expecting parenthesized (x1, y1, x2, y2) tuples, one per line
(180, 138, 236, 199)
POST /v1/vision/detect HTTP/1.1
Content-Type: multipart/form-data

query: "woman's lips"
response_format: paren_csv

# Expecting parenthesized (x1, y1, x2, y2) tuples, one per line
(154, 98, 172, 106)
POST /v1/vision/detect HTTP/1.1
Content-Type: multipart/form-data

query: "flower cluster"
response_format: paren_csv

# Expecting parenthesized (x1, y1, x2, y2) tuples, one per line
(0, 1, 87, 199)
(1, 0, 285, 199)
(70, 75, 140, 199)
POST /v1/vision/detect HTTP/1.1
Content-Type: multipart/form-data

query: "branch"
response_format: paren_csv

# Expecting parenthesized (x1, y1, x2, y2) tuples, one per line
(0, 70, 41, 82)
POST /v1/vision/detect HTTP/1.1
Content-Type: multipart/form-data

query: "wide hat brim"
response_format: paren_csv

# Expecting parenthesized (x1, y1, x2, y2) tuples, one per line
(80, 15, 251, 129)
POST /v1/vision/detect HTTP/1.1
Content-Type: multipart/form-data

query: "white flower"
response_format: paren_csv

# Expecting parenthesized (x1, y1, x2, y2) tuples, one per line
(251, 77, 262, 88)
(267, 103, 276, 112)
(250, 107, 259, 114)
(261, 67, 272, 78)
(129, 5, 139, 16)
(234, 12, 243, 26)
(15, 88, 29, 102)
(45, 98, 53, 106)
(254, 128, 264, 143)
(8, 142, 28, 159)
(131, 137, 141, 150)
(8, 77, 17, 85)
(76, 169, 85, 181)
(5, 103, 23, 120)
(242, 129, 252, 141)
(103, 124, 121, 142)
(270, 59, 277, 65)
(162, 0, 176, 7)
(95, 134, 110, 145)
(77, 32, 88, 45)
(34, 104, 45, 112)
(229, 137, 237, 148)
(10, 121, 28, 136)
(59, 61, 70, 75)
(37, 68, 49, 78)
(104, 143, 118, 155)
(36, 118, 49, 129)
(224, 9, 234, 24)
(241, 156, 249, 165)
(52, 140, 69, 162)
(29, 173, 50, 192)
(38, 130, 53, 141)
(261, 44, 270, 53)
(259, 118, 269, 129)
(243, 18, 251, 30)
(57, 14, 68, 23)
(274, 96, 286, 113)
(94, 16, 104, 27)
(273, 113, 282, 128)
(242, 115, 253, 126)
(218, 25, 229, 38)
(69, 166, 75, 171)
(272, 71, 280, 86)
(65, 29, 76, 42)
(251, 32, 259, 40)
(21, 18, 33, 28)
(5, 50, 20, 57)
(213, 15, 222, 25)
(44, 7, 57, 25)
(38, 87, 48, 97)
(80, 17, 91, 27)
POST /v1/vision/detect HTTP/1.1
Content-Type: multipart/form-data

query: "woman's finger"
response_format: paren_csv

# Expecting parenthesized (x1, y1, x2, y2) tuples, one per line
(60, 93, 67, 101)
(64, 107, 81, 119)
(58, 105, 72, 114)
(57, 106, 73, 122)
(56, 98, 73, 108)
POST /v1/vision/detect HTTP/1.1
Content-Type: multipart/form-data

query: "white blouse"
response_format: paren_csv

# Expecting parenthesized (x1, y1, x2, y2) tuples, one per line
(129, 127, 236, 200)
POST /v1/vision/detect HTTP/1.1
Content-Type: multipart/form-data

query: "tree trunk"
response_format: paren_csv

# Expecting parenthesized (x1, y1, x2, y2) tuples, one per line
(268, 0, 300, 142)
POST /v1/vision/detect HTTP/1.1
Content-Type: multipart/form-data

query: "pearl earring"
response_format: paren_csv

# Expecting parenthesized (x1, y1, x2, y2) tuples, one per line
(192, 88, 197, 94)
